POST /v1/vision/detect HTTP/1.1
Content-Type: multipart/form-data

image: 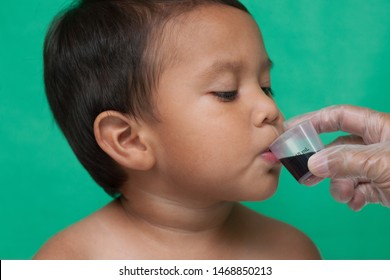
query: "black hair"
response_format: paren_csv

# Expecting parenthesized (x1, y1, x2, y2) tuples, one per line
(44, 0, 249, 196)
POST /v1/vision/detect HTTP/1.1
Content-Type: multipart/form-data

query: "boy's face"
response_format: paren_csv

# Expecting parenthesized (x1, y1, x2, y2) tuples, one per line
(147, 5, 284, 202)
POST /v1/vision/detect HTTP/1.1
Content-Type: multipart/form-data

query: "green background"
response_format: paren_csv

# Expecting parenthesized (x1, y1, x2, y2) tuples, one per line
(1, 0, 389, 260)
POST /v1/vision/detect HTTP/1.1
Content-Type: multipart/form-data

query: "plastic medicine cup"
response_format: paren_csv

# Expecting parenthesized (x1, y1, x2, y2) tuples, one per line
(269, 120, 324, 186)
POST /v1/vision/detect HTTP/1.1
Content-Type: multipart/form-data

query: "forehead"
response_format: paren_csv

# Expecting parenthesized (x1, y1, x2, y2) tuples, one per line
(161, 4, 267, 75)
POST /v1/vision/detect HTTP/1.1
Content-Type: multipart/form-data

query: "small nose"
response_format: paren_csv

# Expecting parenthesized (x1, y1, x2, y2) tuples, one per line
(251, 87, 281, 128)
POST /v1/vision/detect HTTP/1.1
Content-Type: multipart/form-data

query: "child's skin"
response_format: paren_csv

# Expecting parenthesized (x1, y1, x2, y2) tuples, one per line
(34, 4, 320, 259)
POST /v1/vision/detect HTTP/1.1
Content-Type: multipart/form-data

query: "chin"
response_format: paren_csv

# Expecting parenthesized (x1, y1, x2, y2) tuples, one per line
(240, 174, 280, 202)
(254, 165, 281, 198)
(251, 183, 278, 201)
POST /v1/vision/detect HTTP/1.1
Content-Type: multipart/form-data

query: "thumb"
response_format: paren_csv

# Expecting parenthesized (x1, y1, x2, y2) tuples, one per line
(307, 144, 380, 179)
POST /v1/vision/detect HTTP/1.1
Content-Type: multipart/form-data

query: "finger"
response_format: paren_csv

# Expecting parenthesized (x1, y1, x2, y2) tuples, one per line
(325, 135, 365, 148)
(330, 179, 370, 211)
(329, 178, 355, 203)
(309, 105, 371, 136)
(355, 183, 383, 204)
(348, 189, 367, 211)
(284, 111, 318, 129)
(285, 105, 387, 143)
(307, 144, 384, 179)
(301, 175, 323, 187)
(350, 183, 390, 210)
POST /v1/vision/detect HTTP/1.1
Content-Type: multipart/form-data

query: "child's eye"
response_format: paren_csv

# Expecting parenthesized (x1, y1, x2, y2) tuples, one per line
(213, 90, 238, 102)
(261, 87, 274, 97)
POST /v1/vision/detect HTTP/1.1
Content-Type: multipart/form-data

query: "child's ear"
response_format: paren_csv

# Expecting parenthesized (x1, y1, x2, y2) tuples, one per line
(94, 111, 155, 171)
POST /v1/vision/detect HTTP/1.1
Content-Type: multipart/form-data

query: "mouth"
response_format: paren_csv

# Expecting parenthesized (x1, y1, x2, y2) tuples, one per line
(260, 149, 280, 165)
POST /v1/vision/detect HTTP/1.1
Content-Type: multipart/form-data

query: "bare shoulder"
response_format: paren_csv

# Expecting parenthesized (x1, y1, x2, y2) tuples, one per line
(236, 205, 321, 259)
(33, 200, 120, 260)
(265, 217, 321, 259)
(33, 222, 88, 259)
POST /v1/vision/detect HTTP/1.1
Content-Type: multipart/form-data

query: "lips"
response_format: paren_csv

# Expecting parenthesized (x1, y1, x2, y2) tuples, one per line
(260, 150, 280, 165)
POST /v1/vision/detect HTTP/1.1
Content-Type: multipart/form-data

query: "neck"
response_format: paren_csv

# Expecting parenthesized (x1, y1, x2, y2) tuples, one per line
(119, 186, 236, 234)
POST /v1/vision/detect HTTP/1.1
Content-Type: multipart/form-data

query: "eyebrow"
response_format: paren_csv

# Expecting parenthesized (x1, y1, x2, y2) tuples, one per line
(200, 57, 273, 78)
(266, 58, 274, 70)
(260, 58, 274, 71)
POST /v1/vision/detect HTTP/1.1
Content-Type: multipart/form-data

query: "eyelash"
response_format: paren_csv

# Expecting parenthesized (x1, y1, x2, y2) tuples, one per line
(213, 91, 238, 102)
(262, 87, 274, 97)
(213, 87, 274, 102)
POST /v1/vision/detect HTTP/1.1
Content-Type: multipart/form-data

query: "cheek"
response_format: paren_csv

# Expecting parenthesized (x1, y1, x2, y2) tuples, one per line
(158, 126, 228, 168)
(154, 117, 249, 178)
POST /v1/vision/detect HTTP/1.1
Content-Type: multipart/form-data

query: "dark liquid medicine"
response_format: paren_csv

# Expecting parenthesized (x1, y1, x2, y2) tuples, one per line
(280, 152, 315, 181)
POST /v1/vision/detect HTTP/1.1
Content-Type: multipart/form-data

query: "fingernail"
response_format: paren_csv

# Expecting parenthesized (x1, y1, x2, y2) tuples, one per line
(308, 151, 329, 177)
(303, 175, 323, 186)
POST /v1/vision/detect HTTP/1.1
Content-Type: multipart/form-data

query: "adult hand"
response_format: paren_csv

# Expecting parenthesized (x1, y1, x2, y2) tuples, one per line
(286, 105, 390, 211)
